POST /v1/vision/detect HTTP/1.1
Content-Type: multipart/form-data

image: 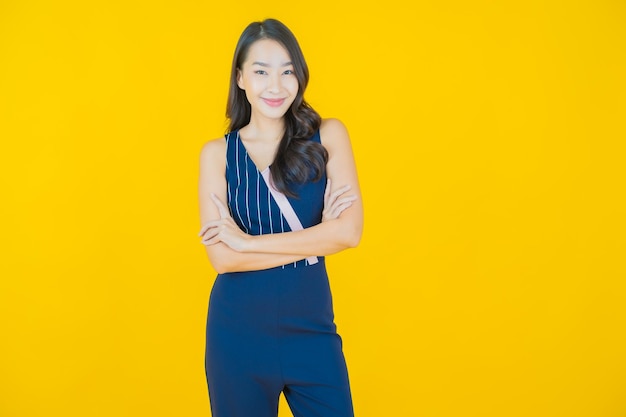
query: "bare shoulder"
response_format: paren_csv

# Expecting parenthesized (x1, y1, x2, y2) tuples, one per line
(199, 136, 227, 164)
(319, 118, 353, 160)
(319, 118, 350, 147)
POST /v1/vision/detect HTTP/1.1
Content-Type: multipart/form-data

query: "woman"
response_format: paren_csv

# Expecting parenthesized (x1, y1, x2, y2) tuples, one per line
(198, 18, 363, 417)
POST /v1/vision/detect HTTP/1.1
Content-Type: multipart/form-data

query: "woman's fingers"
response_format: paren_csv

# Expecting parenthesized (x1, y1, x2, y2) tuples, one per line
(198, 219, 222, 236)
(324, 179, 331, 208)
(327, 185, 351, 210)
(198, 194, 234, 237)
(199, 217, 248, 250)
(336, 195, 358, 208)
(329, 196, 357, 219)
(324, 181, 350, 206)
(210, 193, 231, 219)
(201, 226, 221, 244)
(329, 185, 351, 201)
(200, 220, 233, 245)
(322, 184, 357, 221)
(198, 194, 249, 249)
(330, 201, 353, 218)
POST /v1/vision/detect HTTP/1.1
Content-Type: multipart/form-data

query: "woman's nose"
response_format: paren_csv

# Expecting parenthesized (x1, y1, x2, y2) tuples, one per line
(267, 73, 281, 93)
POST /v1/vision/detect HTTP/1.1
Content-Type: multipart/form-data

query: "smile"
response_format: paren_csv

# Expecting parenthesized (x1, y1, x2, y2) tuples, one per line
(262, 98, 286, 107)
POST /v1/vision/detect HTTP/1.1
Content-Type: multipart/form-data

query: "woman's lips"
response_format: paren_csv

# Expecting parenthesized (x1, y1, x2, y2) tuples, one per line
(262, 98, 286, 107)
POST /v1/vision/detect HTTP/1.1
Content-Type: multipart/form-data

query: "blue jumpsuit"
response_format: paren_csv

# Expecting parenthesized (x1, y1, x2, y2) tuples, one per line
(205, 129, 355, 417)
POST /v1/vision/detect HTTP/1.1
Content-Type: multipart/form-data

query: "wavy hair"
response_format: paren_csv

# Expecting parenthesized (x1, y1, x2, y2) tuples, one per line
(227, 19, 328, 198)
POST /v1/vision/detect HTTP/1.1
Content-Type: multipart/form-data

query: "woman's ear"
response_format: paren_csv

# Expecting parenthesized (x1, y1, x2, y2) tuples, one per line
(236, 68, 244, 90)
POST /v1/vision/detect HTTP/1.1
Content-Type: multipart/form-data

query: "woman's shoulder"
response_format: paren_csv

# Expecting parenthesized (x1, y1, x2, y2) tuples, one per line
(320, 117, 348, 134)
(199, 135, 227, 164)
(319, 118, 350, 148)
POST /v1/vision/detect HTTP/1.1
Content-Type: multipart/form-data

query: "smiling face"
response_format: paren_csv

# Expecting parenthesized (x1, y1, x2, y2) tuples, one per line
(236, 39, 299, 122)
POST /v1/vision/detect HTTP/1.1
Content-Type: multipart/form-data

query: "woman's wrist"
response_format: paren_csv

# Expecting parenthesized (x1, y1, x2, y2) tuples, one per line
(242, 234, 258, 253)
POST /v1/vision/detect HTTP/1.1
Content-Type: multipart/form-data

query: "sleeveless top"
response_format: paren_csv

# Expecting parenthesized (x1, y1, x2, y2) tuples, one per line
(224, 129, 326, 269)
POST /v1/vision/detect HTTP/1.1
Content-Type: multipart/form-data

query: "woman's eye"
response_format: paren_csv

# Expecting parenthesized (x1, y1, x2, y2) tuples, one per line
(283, 70, 294, 75)
(254, 70, 267, 75)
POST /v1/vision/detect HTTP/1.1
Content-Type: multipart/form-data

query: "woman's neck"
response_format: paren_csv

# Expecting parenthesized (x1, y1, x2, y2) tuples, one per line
(242, 114, 286, 142)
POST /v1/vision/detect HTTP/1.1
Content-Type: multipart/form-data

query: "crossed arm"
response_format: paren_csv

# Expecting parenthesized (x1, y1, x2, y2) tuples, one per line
(198, 118, 363, 274)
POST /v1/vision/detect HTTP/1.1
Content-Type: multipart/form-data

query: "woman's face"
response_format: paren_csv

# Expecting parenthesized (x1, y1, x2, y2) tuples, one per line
(237, 39, 299, 121)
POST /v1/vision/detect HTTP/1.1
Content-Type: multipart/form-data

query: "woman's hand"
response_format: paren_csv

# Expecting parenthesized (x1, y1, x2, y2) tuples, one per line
(322, 179, 357, 222)
(198, 193, 251, 252)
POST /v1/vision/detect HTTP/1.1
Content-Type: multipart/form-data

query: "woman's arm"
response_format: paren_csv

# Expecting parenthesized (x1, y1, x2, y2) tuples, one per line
(198, 138, 308, 273)
(201, 118, 363, 258)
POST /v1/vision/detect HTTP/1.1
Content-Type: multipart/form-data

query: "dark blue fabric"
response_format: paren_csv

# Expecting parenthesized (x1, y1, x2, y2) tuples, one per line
(205, 130, 354, 417)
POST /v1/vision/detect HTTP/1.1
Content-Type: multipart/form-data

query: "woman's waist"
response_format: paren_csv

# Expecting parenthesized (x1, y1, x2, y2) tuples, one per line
(218, 256, 326, 278)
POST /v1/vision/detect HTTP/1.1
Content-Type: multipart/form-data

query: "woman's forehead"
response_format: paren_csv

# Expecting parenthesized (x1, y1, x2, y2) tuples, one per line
(244, 39, 291, 65)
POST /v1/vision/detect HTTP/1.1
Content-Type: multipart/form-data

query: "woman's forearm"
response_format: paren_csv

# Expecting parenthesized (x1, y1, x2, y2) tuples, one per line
(243, 216, 362, 257)
(205, 213, 362, 273)
(205, 243, 311, 274)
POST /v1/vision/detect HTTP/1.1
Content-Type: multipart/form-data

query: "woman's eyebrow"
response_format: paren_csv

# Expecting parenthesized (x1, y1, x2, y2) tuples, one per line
(251, 61, 293, 67)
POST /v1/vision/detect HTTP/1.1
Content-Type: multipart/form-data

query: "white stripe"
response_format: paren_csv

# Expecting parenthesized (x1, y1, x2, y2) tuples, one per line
(268, 182, 273, 234)
(244, 152, 251, 231)
(226, 134, 231, 211)
(257, 170, 262, 235)
(227, 180, 232, 214)
(280, 207, 285, 269)
(234, 132, 248, 233)
(225, 135, 229, 169)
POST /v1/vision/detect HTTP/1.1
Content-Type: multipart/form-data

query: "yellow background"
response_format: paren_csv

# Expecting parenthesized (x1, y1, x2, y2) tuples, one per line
(1, 1, 625, 416)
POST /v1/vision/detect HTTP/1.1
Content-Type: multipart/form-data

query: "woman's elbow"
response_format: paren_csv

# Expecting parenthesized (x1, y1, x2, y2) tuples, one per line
(341, 224, 363, 248)
(206, 247, 234, 274)
(212, 263, 229, 275)
(211, 259, 238, 274)
(337, 210, 363, 249)
(346, 233, 362, 248)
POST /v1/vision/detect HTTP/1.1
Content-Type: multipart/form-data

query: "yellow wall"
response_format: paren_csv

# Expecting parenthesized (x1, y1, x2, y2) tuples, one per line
(1, 1, 625, 416)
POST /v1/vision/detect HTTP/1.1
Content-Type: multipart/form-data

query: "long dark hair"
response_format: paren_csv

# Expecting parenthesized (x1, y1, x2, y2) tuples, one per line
(227, 18, 328, 197)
